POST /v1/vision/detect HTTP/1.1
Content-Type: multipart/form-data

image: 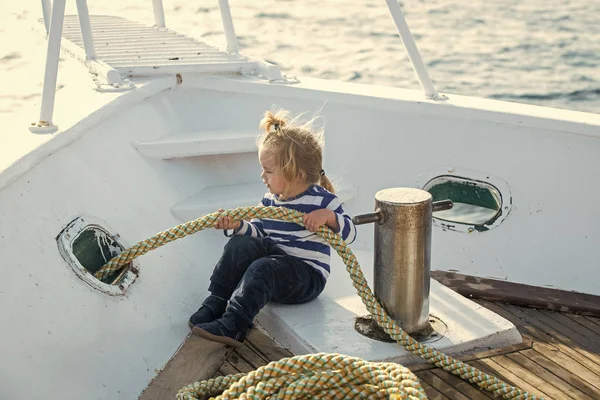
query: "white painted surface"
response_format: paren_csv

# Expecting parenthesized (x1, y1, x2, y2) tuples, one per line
(48, 15, 257, 78)
(74, 0, 97, 60)
(384, 0, 438, 99)
(56, 215, 140, 296)
(172, 183, 266, 221)
(172, 182, 358, 222)
(152, 0, 166, 28)
(419, 168, 513, 234)
(133, 129, 261, 159)
(257, 249, 522, 365)
(0, 88, 242, 400)
(173, 75, 600, 295)
(36, 0, 66, 128)
(0, 75, 176, 192)
(217, 0, 239, 53)
(41, 0, 51, 33)
(2, 16, 600, 400)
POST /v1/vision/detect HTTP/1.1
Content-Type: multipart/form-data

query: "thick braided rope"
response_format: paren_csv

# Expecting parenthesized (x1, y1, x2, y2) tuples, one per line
(95, 207, 541, 399)
(177, 353, 426, 400)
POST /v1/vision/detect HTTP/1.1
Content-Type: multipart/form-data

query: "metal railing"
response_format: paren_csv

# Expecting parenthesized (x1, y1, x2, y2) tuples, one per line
(152, 0, 166, 28)
(218, 0, 239, 53)
(33, 0, 66, 133)
(384, 0, 440, 100)
(41, 0, 51, 34)
(75, 0, 96, 59)
(32, 0, 438, 132)
(33, 0, 121, 132)
(32, 0, 241, 132)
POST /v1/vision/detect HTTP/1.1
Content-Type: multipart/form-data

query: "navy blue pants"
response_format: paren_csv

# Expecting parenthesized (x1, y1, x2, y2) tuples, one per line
(208, 235, 327, 330)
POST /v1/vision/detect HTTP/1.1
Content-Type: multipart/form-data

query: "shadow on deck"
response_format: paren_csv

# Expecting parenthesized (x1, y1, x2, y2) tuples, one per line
(217, 301, 600, 399)
(141, 281, 600, 399)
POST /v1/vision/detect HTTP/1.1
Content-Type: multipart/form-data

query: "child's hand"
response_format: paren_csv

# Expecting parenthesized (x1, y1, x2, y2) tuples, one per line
(215, 209, 241, 230)
(303, 209, 337, 233)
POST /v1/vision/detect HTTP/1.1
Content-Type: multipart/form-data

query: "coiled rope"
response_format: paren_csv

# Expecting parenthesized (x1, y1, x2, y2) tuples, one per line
(95, 207, 540, 400)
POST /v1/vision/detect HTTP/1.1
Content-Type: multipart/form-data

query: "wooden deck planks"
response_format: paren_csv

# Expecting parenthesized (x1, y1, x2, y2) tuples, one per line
(430, 271, 600, 317)
(204, 301, 600, 400)
(499, 303, 600, 369)
(563, 312, 600, 338)
(428, 368, 496, 399)
(469, 358, 550, 399)
(585, 315, 600, 327)
(138, 334, 231, 400)
(419, 381, 449, 400)
(505, 350, 593, 399)
(418, 370, 469, 400)
(479, 300, 600, 376)
(521, 347, 600, 398)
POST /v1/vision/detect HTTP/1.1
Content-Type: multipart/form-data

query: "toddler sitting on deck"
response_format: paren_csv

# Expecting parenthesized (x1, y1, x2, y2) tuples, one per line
(189, 109, 357, 347)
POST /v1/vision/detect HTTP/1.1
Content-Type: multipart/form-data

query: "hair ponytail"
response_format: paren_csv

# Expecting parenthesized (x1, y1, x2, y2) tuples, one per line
(260, 110, 287, 135)
(319, 172, 335, 194)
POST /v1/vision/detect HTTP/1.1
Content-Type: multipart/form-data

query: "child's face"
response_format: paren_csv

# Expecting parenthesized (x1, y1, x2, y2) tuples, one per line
(259, 149, 286, 195)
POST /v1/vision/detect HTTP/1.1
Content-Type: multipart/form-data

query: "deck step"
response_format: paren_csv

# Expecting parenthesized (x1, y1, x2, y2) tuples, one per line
(172, 183, 358, 222)
(132, 130, 260, 159)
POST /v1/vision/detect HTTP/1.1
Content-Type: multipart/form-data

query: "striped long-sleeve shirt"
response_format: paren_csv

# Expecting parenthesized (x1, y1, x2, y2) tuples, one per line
(226, 185, 357, 279)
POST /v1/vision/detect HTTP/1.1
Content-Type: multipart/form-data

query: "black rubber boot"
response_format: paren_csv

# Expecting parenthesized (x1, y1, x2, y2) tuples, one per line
(188, 295, 227, 327)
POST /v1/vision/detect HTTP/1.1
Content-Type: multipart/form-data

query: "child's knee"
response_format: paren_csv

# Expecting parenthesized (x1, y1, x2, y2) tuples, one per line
(245, 258, 276, 280)
(224, 235, 260, 251)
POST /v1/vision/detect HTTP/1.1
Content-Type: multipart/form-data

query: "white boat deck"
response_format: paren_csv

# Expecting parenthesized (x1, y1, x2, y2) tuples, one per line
(41, 15, 257, 77)
(257, 248, 523, 365)
(2, 2, 600, 399)
(171, 183, 358, 222)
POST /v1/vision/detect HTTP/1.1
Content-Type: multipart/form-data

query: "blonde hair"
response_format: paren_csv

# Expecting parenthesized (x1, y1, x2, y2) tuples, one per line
(258, 109, 334, 194)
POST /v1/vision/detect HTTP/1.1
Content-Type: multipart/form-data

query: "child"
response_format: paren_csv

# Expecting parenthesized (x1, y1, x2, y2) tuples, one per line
(189, 110, 357, 347)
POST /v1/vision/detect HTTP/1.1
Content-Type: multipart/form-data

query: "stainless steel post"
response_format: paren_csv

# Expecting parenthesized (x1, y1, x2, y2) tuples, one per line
(374, 188, 431, 334)
(353, 188, 453, 336)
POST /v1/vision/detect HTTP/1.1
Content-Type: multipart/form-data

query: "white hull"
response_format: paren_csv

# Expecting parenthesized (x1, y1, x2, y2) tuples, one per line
(1, 19, 600, 399)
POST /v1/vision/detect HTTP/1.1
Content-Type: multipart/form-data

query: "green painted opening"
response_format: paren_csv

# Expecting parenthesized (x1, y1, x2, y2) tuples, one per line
(424, 176, 501, 226)
(72, 227, 127, 284)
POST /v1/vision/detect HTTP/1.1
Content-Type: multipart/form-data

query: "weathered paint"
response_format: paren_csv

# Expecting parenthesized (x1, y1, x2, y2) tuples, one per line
(417, 167, 513, 233)
(56, 216, 139, 296)
(1, 26, 600, 400)
(430, 271, 600, 317)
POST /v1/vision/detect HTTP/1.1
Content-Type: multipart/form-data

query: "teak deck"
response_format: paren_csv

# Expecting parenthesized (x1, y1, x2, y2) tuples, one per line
(216, 301, 600, 399)
(141, 280, 600, 399)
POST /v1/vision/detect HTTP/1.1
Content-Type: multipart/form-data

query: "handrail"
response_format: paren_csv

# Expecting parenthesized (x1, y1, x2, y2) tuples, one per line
(41, 0, 51, 34)
(75, 0, 96, 59)
(33, 0, 241, 131)
(384, 0, 442, 100)
(152, 0, 166, 28)
(218, 0, 239, 53)
(32, 0, 125, 132)
(31, 0, 66, 133)
(31, 0, 439, 132)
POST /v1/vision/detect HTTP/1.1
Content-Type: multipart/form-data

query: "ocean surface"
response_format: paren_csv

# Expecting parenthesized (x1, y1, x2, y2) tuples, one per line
(1, 0, 599, 114)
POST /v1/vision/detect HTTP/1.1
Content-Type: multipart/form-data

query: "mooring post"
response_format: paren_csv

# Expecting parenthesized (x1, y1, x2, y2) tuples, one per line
(354, 188, 452, 335)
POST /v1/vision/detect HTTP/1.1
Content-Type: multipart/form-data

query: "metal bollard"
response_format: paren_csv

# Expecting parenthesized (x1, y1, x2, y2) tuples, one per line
(353, 188, 452, 336)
